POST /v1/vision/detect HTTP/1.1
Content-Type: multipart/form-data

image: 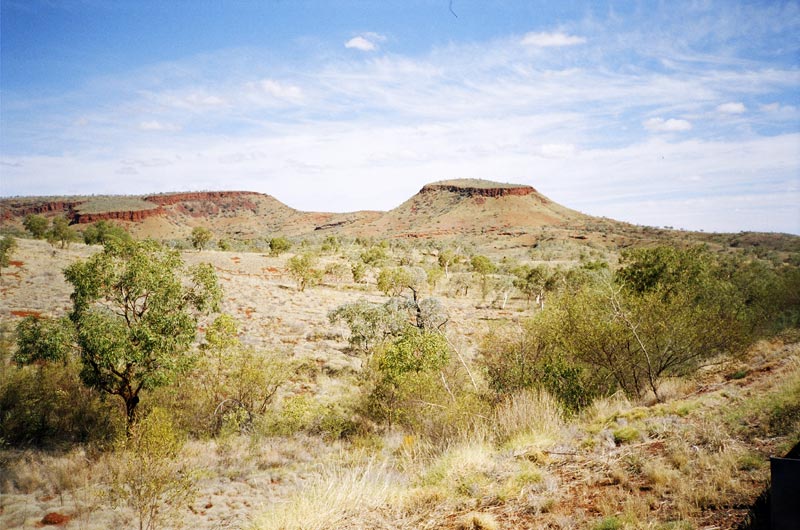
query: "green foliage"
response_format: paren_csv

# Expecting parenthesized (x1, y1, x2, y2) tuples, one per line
(512, 264, 559, 306)
(470, 255, 497, 300)
(378, 327, 450, 380)
(14, 316, 75, 365)
(328, 298, 408, 352)
(437, 248, 460, 277)
(182, 314, 289, 436)
(321, 235, 341, 253)
(217, 238, 231, 251)
(83, 220, 131, 246)
(360, 245, 387, 266)
(592, 516, 623, 530)
(376, 266, 425, 297)
(287, 252, 323, 291)
(351, 261, 366, 283)
(470, 255, 496, 275)
(46, 216, 79, 249)
(552, 247, 753, 400)
(0, 235, 17, 275)
(612, 426, 640, 444)
(23, 214, 49, 239)
(479, 318, 594, 412)
(363, 328, 453, 426)
(108, 408, 196, 530)
(16, 239, 221, 430)
(190, 226, 212, 250)
(269, 236, 292, 256)
(426, 265, 444, 291)
(0, 356, 122, 447)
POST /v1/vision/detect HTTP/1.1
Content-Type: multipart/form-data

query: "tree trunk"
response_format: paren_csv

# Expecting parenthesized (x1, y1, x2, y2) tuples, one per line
(125, 394, 140, 436)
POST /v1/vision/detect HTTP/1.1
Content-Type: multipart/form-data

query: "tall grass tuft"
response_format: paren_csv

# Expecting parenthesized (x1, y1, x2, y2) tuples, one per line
(492, 389, 565, 445)
(252, 456, 400, 530)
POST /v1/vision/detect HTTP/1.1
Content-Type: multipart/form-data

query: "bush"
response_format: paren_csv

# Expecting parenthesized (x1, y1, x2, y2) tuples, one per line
(479, 318, 595, 412)
(269, 236, 292, 256)
(163, 314, 289, 437)
(0, 358, 122, 448)
(107, 408, 197, 530)
(287, 253, 323, 291)
(83, 220, 131, 246)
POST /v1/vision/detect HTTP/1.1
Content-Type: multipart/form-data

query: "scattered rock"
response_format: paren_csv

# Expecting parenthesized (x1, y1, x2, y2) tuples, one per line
(41, 512, 70, 526)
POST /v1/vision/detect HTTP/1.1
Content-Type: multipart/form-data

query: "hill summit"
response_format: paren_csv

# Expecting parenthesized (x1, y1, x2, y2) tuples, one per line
(352, 179, 588, 239)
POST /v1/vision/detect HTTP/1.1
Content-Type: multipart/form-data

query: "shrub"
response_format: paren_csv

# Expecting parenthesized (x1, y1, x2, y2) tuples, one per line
(23, 214, 48, 239)
(107, 408, 197, 530)
(269, 236, 292, 256)
(288, 253, 323, 291)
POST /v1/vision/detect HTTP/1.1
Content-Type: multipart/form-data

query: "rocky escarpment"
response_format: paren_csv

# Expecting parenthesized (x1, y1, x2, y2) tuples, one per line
(1, 200, 85, 221)
(143, 191, 264, 206)
(72, 207, 166, 224)
(419, 182, 538, 199)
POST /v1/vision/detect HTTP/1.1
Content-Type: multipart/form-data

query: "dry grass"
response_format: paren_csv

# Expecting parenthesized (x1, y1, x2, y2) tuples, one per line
(250, 456, 402, 530)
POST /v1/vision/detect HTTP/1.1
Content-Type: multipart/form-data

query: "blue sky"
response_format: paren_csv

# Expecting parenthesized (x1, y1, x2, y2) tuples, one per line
(1, 1, 799, 234)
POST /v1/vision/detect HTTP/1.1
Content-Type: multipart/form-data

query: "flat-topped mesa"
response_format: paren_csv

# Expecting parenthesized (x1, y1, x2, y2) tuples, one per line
(419, 179, 537, 198)
(143, 191, 264, 206)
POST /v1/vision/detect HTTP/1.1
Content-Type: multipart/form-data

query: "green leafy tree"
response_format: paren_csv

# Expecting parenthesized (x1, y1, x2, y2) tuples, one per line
(0, 235, 17, 276)
(513, 264, 559, 309)
(360, 245, 388, 266)
(47, 216, 79, 248)
(23, 214, 49, 239)
(190, 226, 212, 250)
(15, 239, 222, 431)
(377, 266, 425, 297)
(365, 327, 451, 425)
(328, 298, 408, 352)
(471, 255, 496, 300)
(83, 220, 132, 245)
(437, 248, 459, 278)
(269, 236, 292, 256)
(287, 253, 323, 291)
(553, 247, 751, 401)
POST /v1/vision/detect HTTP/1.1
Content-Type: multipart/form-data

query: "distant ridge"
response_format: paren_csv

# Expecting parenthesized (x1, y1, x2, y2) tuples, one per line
(3, 179, 798, 255)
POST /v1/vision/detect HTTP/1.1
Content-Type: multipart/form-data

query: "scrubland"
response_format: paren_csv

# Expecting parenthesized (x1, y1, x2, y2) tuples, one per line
(1, 233, 798, 530)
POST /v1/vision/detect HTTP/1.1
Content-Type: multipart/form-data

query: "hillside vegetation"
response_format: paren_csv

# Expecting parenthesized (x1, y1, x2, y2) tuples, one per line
(1, 186, 799, 530)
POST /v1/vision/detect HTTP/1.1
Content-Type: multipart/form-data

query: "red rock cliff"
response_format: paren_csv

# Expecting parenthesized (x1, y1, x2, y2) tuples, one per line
(420, 184, 537, 198)
(143, 191, 263, 206)
(1, 200, 84, 220)
(72, 207, 166, 224)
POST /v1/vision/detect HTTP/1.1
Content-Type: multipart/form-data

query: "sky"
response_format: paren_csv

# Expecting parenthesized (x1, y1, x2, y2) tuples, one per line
(1, 1, 799, 234)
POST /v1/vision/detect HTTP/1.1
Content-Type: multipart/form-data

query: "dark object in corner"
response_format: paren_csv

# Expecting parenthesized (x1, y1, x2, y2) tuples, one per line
(739, 442, 800, 530)
(770, 455, 800, 530)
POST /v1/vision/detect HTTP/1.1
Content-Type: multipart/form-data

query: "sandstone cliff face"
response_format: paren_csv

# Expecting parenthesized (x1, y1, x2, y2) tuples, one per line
(143, 191, 263, 206)
(72, 207, 166, 224)
(419, 183, 538, 198)
(1, 201, 84, 220)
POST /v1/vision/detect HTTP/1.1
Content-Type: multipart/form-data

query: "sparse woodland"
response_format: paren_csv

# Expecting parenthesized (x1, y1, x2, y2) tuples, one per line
(1, 223, 799, 530)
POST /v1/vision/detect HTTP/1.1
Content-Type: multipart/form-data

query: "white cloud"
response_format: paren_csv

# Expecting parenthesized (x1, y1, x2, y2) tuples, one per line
(254, 79, 304, 102)
(643, 117, 693, 132)
(716, 102, 746, 114)
(345, 33, 386, 52)
(521, 31, 586, 47)
(138, 120, 180, 132)
(538, 143, 577, 158)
